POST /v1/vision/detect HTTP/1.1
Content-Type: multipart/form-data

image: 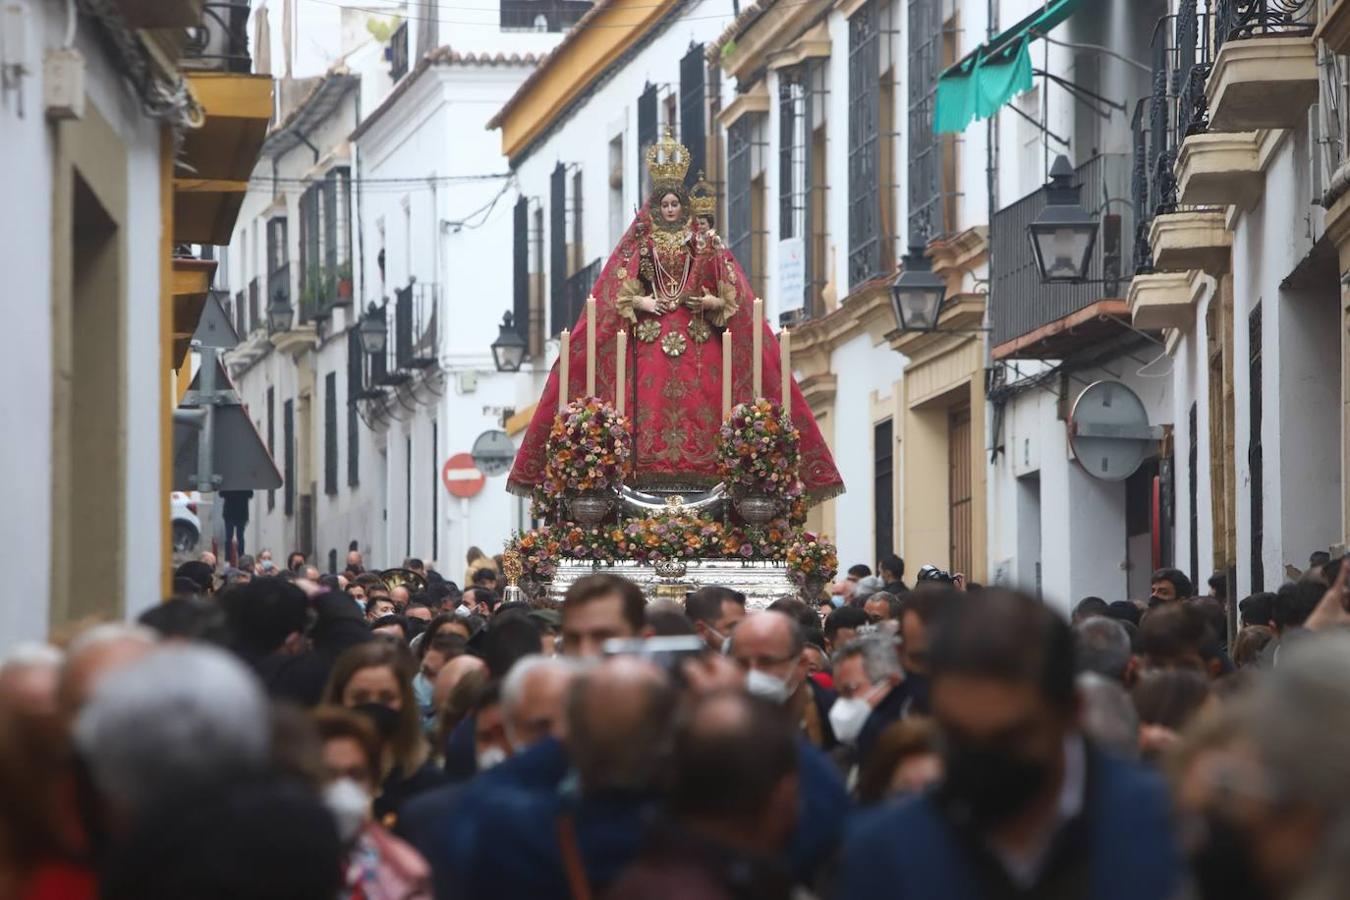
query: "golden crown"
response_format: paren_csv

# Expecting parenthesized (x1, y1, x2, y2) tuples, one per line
(689, 171, 716, 217)
(645, 127, 691, 192)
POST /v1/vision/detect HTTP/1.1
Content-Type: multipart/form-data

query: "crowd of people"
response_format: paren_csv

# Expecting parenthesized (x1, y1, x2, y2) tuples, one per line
(4, 545, 1350, 899)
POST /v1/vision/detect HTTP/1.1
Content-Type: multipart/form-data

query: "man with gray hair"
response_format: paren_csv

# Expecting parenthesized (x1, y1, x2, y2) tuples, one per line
(830, 635, 905, 767)
(500, 655, 577, 752)
(74, 644, 271, 829)
(1173, 629, 1350, 899)
(58, 623, 159, 720)
(1076, 672, 1139, 760)
(1073, 615, 1135, 685)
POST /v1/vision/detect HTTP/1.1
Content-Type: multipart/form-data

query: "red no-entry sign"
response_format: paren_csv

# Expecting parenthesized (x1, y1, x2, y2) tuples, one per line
(442, 453, 485, 498)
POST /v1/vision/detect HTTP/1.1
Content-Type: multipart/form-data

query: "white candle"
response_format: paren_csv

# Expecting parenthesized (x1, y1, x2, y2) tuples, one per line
(780, 329, 791, 416)
(558, 329, 570, 412)
(586, 296, 597, 397)
(615, 330, 627, 415)
(722, 330, 733, 419)
(752, 299, 763, 399)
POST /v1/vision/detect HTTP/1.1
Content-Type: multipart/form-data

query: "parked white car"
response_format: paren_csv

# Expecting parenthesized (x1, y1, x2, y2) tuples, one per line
(171, 491, 202, 553)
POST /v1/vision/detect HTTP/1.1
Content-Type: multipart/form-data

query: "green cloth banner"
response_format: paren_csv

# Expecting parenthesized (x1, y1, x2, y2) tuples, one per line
(934, 0, 1083, 134)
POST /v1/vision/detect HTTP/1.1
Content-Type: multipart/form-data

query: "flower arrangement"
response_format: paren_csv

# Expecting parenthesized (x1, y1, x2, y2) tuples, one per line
(619, 512, 726, 563)
(507, 512, 827, 580)
(786, 532, 839, 587)
(717, 400, 801, 501)
(533, 398, 633, 520)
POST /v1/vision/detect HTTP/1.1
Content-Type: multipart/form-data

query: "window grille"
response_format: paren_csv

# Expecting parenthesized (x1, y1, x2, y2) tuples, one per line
(728, 116, 756, 285)
(778, 61, 828, 318)
(849, 1, 882, 285)
(907, 0, 949, 243)
(680, 43, 707, 182)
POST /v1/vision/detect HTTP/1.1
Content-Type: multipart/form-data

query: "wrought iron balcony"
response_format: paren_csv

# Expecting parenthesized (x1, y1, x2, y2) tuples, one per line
(1215, 0, 1315, 52)
(270, 262, 292, 327)
(387, 21, 409, 81)
(182, 1, 252, 73)
(559, 259, 603, 334)
(990, 153, 1138, 357)
(393, 282, 440, 372)
(501, 0, 593, 32)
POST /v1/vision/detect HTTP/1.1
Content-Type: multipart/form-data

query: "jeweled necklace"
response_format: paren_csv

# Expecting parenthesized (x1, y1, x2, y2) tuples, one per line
(651, 236, 690, 302)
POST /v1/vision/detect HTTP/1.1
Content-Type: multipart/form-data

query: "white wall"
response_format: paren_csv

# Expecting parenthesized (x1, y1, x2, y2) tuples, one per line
(0, 0, 164, 648)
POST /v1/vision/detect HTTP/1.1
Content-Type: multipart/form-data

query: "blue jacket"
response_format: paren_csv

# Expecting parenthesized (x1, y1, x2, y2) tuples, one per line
(402, 735, 849, 899)
(838, 748, 1182, 900)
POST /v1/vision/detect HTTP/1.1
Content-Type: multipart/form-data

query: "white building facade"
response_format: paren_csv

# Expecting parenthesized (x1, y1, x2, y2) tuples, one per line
(224, 0, 570, 575)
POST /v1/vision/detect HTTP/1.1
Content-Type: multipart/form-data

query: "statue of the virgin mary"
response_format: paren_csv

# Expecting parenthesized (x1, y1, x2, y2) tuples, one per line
(507, 130, 843, 502)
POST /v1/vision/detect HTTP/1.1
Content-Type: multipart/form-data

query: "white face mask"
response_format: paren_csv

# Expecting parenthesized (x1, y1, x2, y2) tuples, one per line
(322, 777, 370, 844)
(745, 668, 793, 704)
(828, 697, 872, 745)
(477, 745, 509, 772)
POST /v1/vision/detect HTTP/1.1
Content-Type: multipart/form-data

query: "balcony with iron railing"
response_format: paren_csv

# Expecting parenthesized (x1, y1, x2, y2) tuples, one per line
(1202, 0, 1318, 131)
(392, 282, 440, 373)
(180, 0, 252, 73)
(501, 0, 593, 31)
(559, 259, 602, 336)
(269, 262, 292, 329)
(990, 154, 1139, 360)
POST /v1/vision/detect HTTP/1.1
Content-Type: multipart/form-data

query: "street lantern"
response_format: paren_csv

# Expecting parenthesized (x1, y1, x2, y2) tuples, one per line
(490, 311, 528, 373)
(1029, 155, 1098, 283)
(266, 289, 293, 334)
(890, 246, 947, 333)
(358, 302, 388, 356)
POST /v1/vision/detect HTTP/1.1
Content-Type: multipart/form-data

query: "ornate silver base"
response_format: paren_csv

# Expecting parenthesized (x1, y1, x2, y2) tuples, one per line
(549, 558, 799, 610)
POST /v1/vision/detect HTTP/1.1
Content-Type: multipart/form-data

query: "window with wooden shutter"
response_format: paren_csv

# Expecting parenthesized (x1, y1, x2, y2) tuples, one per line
(680, 43, 707, 181)
(346, 331, 361, 488)
(637, 83, 658, 198)
(874, 418, 894, 565)
(1248, 306, 1263, 592)
(324, 372, 338, 496)
(283, 399, 295, 517)
(550, 163, 568, 335)
(848, 1, 883, 285)
(267, 387, 276, 511)
(513, 195, 530, 357)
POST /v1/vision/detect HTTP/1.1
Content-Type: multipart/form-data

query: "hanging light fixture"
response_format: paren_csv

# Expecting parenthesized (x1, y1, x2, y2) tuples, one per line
(266, 288, 293, 334)
(1029, 154, 1099, 283)
(890, 246, 947, 333)
(490, 312, 528, 373)
(358, 301, 388, 356)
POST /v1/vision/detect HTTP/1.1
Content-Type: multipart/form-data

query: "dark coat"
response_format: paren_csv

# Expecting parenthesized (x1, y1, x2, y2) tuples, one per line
(837, 747, 1183, 900)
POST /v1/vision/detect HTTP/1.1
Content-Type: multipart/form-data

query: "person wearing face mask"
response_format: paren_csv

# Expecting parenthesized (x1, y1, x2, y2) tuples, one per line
(321, 642, 448, 826)
(312, 708, 432, 899)
(1170, 629, 1350, 900)
(684, 586, 748, 654)
(729, 611, 837, 750)
(829, 636, 905, 770)
(839, 588, 1183, 900)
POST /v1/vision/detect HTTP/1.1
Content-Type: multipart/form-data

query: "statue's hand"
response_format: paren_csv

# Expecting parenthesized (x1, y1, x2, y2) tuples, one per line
(697, 293, 725, 313)
(636, 296, 662, 315)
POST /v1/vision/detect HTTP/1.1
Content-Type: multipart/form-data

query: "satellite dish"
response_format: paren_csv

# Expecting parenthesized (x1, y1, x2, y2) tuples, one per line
(471, 429, 516, 477)
(1068, 381, 1162, 482)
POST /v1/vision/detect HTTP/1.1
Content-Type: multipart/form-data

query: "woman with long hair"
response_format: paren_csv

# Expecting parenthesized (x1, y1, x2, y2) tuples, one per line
(322, 642, 447, 824)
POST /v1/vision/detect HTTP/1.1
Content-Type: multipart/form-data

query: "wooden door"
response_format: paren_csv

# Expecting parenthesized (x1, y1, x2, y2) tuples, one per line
(949, 405, 972, 576)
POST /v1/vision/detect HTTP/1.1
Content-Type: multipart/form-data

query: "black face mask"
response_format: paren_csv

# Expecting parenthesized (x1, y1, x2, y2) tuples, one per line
(938, 740, 1051, 830)
(1190, 813, 1271, 900)
(352, 702, 401, 739)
